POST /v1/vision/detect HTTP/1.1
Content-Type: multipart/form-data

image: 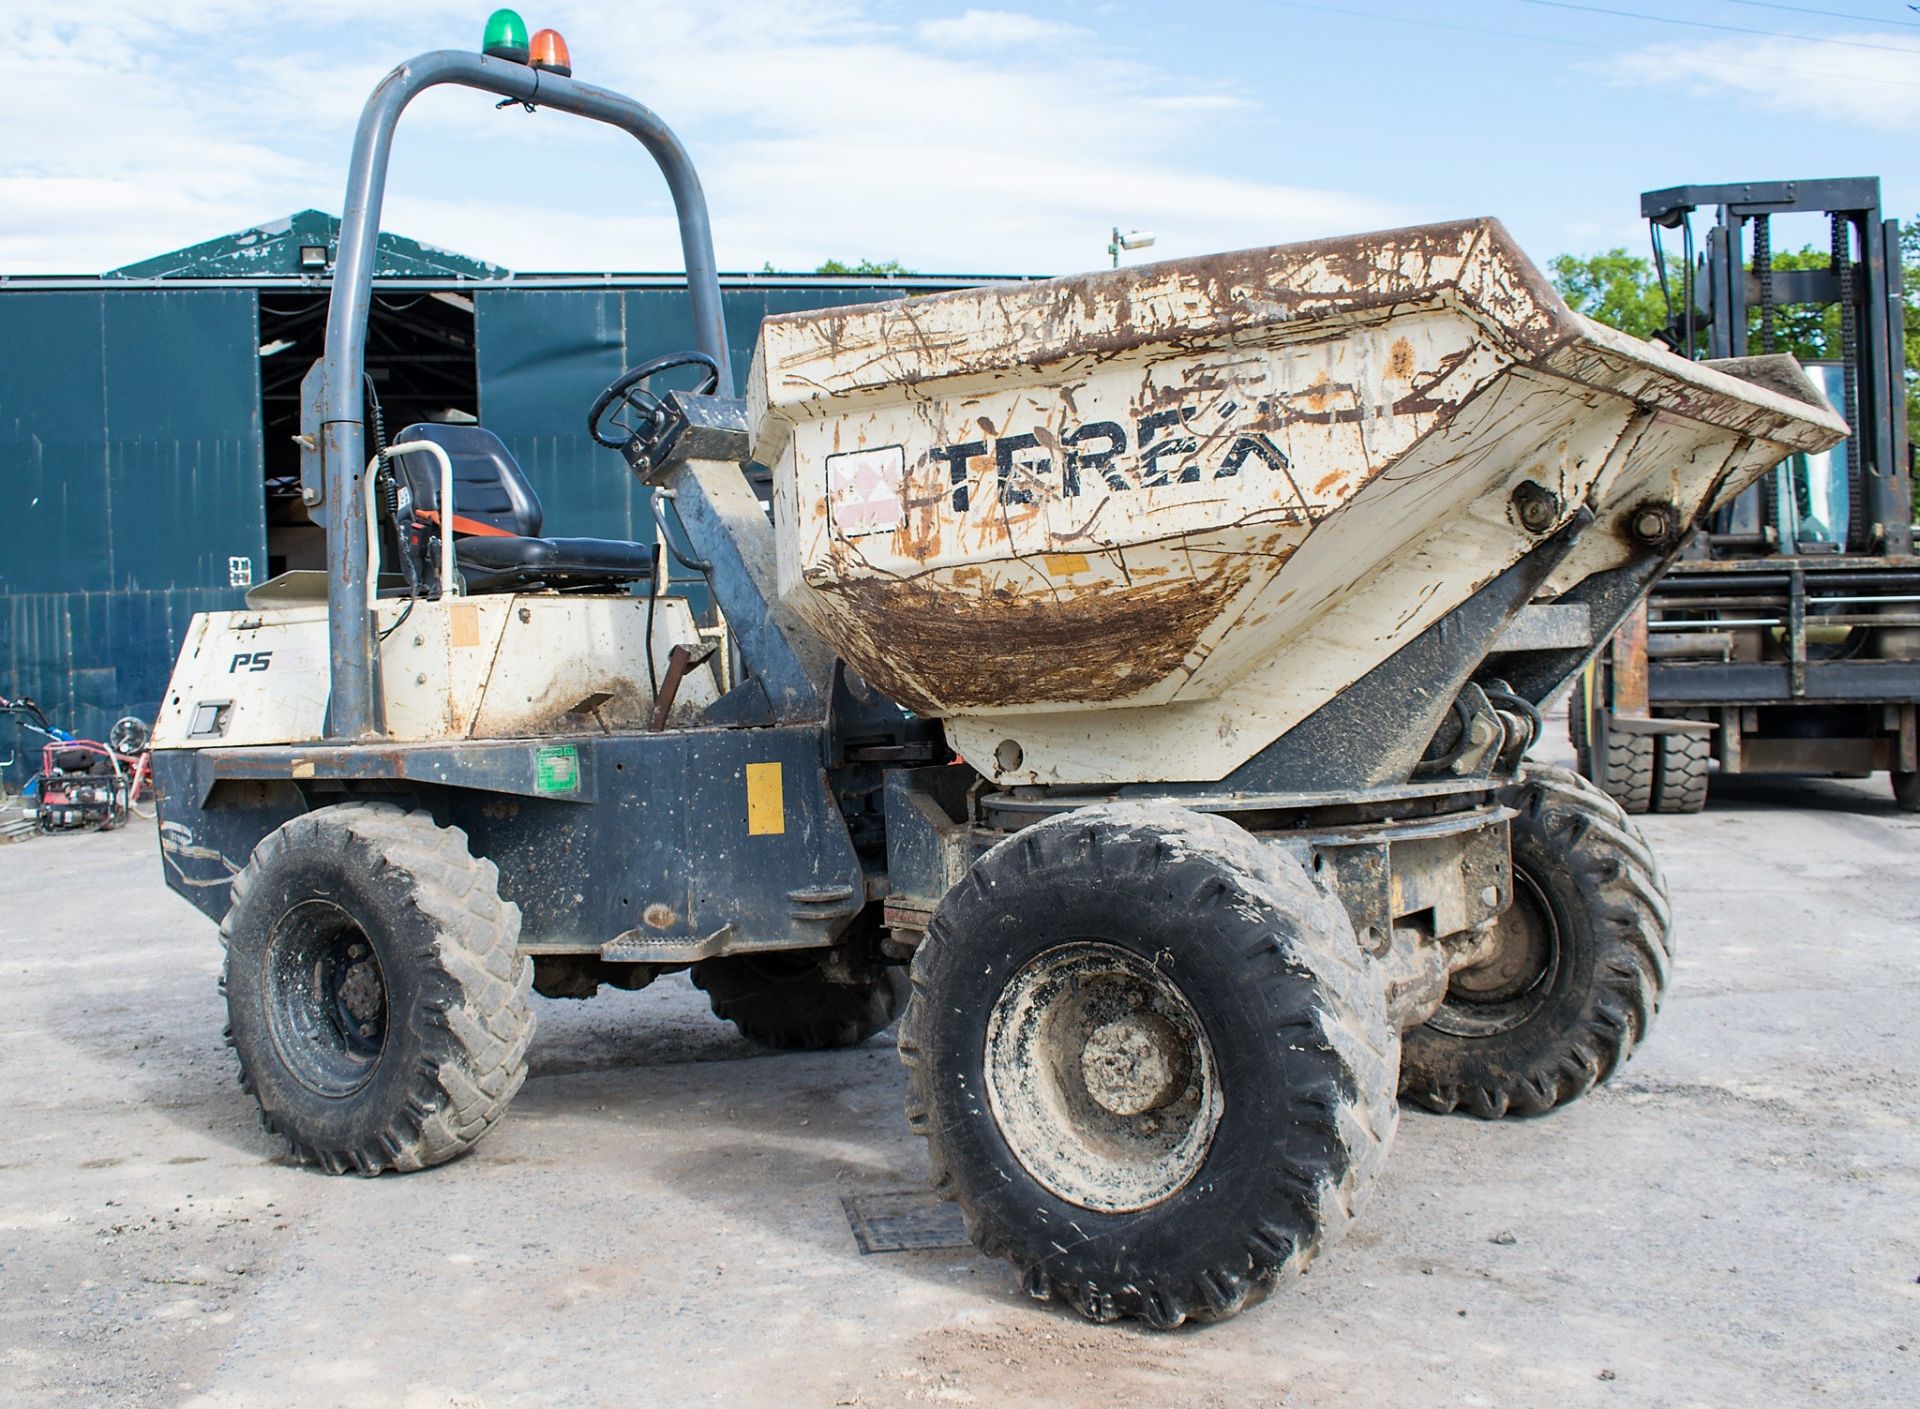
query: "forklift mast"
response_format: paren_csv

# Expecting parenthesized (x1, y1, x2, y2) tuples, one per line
(1641, 177, 1911, 557)
(1568, 177, 1920, 815)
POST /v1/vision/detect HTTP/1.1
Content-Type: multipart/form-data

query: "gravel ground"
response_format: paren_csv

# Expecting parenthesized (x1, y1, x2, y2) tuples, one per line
(1, 754, 1915, 1408)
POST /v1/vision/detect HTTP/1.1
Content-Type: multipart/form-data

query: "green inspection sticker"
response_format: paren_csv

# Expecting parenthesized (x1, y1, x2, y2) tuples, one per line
(535, 744, 580, 794)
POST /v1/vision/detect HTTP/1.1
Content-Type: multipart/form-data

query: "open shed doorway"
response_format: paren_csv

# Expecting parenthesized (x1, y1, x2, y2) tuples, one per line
(257, 290, 480, 577)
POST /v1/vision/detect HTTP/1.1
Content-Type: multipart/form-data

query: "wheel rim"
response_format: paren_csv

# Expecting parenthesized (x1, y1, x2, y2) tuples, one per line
(264, 900, 389, 1098)
(1428, 866, 1561, 1038)
(984, 942, 1221, 1214)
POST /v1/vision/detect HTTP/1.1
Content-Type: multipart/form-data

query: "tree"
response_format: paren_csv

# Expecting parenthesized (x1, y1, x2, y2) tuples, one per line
(1548, 249, 1670, 341)
(1555, 221, 1919, 519)
(757, 258, 915, 277)
(813, 258, 912, 277)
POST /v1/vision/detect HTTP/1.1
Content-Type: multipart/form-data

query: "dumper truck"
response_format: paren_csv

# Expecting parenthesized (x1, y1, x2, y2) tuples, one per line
(148, 20, 1847, 1328)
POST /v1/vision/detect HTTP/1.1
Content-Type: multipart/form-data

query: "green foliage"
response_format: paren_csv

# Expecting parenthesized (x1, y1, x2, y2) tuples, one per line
(813, 258, 913, 277)
(757, 258, 915, 277)
(1902, 217, 1920, 474)
(1745, 245, 1839, 362)
(1555, 221, 1920, 519)
(1548, 249, 1671, 341)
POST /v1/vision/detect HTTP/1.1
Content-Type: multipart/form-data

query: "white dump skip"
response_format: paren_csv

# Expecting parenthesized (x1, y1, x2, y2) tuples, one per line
(749, 219, 1847, 786)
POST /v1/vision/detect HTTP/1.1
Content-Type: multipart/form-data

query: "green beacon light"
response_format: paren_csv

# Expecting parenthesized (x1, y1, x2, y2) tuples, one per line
(482, 9, 530, 64)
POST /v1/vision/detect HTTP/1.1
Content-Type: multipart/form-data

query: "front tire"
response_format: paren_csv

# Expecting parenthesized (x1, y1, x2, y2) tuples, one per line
(900, 803, 1396, 1329)
(1400, 765, 1671, 1119)
(220, 803, 534, 1173)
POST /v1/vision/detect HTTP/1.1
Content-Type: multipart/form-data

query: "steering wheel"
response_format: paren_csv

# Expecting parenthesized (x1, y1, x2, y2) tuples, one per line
(587, 351, 721, 470)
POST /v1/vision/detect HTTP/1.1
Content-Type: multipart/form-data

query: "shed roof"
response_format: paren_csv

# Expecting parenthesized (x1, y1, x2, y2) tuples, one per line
(106, 210, 510, 281)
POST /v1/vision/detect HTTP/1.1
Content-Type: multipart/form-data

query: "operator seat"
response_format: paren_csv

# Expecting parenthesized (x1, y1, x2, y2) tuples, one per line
(388, 423, 655, 593)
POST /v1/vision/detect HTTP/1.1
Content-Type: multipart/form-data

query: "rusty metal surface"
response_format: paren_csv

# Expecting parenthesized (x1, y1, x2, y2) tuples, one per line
(749, 218, 1848, 787)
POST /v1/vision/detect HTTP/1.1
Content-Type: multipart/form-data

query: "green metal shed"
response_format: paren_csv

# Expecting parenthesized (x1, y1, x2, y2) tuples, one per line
(0, 214, 1004, 775)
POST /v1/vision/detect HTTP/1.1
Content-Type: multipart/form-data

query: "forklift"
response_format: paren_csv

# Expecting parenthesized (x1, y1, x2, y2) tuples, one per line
(1573, 178, 1918, 812)
(148, 15, 1843, 1328)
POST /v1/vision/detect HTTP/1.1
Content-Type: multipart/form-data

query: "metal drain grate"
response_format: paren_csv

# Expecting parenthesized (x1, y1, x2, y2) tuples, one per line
(842, 1191, 972, 1254)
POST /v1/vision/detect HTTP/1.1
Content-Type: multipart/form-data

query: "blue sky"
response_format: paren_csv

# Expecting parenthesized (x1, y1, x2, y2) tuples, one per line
(1, 1, 1914, 279)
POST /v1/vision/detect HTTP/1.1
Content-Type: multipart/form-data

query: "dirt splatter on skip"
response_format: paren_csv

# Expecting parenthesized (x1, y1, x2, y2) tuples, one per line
(815, 564, 1249, 714)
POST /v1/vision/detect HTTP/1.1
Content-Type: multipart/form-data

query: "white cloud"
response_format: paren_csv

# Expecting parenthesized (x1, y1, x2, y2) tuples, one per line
(0, 1, 1400, 277)
(1596, 32, 1920, 130)
(917, 9, 1088, 48)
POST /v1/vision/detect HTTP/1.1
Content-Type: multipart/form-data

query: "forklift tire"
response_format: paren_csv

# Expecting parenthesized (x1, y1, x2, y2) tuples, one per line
(1652, 731, 1710, 814)
(899, 803, 1396, 1330)
(1399, 765, 1670, 1119)
(1568, 676, 1655, 814)
(219, 802, 534, 1174)
(691, 953, 906, 1051)
(1594, 731, 1655, 814)
(1893, 770, 1920, 813)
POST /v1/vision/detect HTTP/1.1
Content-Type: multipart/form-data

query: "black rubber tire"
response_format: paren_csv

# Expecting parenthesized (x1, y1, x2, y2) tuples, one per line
(1568, 675, 1655, 814)
(219, 802, 534, 1174)
(1653, 731, 1710, 814)
(1893, 770, 1920, 813)
(1596, 729, 1656, 814)
(899, 803, 1397, 1330)
(1400, 765, 1671, 1119)
(1568, 674, 1591, 765)
(691, 953, 906, 1051)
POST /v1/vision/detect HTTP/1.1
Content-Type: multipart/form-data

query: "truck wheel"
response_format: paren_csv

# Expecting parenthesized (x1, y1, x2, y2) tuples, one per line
(1400, 765, 1670, 1119)
(1893, 770, 1920, 813)
(899, 803, 1396, 1329)
(220, 803, 534, 1173)
(691, 953, 906, 1050)
(1653, 731, 1710, 814)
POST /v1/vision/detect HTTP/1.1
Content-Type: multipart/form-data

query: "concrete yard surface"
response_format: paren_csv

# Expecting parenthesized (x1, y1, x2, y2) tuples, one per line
(1, 768, 1915, 1408)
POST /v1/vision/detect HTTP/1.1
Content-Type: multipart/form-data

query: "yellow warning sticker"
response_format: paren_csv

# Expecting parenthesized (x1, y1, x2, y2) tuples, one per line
(1042, 552, 1091, 575)
(745, 761, 785, 835)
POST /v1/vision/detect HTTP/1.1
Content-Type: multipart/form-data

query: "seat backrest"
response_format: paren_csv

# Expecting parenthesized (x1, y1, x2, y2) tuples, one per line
(391, 423, 543, 538)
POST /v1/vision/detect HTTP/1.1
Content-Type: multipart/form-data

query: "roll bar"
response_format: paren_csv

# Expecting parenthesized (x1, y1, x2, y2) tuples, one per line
(319, 51, 731, 739)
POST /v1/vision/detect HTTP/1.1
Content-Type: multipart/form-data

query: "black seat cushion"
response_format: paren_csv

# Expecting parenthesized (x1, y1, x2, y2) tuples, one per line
(392, 423, 543, 536)
(390, 422, 654, 593)
(456, 535, 655, 591)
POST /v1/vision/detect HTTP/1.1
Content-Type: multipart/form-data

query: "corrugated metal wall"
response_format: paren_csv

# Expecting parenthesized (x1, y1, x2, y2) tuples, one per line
(1, 280, 918, 778)
(474, 285, 904, 542)
(1, 288, 262, 774)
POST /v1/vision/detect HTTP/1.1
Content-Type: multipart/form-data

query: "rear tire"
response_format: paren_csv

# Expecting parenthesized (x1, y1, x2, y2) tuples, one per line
(1652, 731, 1710, 814)
(692, 953, 906, 1051)
(900, 803, 1396, 1329)
(1399, 765, 1670, 1119)
(220, 802, 534, 1173)
(1893, 770, 1920, 813)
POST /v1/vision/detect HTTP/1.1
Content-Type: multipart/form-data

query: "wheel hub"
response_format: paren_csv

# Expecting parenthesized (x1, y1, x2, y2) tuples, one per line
(984, 943, 1221, 1214)
(337, 945, 384, 1032)
(1449, 902, 1549, 1003)
(1429, 867, 1561, 1037)
(1080, 1013, 1192, 1117)
(263, 901, 389, 1097)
